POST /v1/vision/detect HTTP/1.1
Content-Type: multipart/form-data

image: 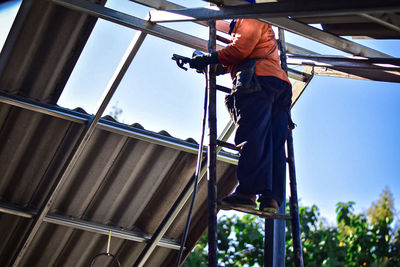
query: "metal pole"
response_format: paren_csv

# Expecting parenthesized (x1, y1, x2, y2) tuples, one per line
(278, 28, 304, 267)
(207, 19, 218, 267)
(287, 133, 303, 267)
(264, 219, 274, 267)
(273, 200, 287, 267)
(287, 131, 303, 267)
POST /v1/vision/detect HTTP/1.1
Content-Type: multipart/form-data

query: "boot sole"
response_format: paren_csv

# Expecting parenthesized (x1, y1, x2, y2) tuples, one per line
(219, 200, 257, 211)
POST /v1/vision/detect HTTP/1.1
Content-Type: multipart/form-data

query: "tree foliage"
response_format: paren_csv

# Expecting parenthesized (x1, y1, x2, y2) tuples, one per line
(184, 188, 400, 267)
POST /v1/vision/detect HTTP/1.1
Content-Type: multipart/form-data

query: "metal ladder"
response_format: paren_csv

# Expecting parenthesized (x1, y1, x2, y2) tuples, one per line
(206, 21, 304, 267)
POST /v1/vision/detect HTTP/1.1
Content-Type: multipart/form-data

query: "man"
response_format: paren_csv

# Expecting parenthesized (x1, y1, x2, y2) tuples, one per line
(189, 19, 292, 213)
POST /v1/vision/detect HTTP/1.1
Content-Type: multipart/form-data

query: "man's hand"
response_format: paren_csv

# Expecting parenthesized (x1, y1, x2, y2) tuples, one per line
(189, 52, 219, 71)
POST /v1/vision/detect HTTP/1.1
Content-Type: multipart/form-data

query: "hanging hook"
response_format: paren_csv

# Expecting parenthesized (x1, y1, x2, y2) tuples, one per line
(107, 230, 112, 255)
(90, 230, 122, 267)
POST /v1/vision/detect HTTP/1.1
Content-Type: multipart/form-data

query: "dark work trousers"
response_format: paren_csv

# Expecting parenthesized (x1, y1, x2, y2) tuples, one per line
(225, 76, 292, 206)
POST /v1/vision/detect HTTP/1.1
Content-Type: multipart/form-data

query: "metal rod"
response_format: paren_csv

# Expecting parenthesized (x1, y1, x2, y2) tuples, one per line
(279, 28, 304, 267)
(0, 203, 181, 250)
(287, 133, 303, 267)
(269, 29, 291, 267)
(287, 60, 400, 71)
(0, 202, 35, 219)
(262, 17, 389, 58)
(288, 54, 400, 65)
(265, 219, 274, 267)
(215, 140, 240, 151)
(360, 13, 400, 34)
(273, 200, 287, 267)
(216, 84, 231, 94)
(207, 18, 218, 267)
(43, 214, 182, 250)
(10, 30, 148, 267)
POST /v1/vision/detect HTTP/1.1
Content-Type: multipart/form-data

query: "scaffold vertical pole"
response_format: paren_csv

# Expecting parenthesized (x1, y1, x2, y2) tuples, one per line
(278, 28, 304, 267)
(265, 218, 274, 267)
(207, 19, 218, 267)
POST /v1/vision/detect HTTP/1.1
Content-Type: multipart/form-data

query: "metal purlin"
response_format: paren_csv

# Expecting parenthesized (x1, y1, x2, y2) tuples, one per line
(10, 29, 148, 267)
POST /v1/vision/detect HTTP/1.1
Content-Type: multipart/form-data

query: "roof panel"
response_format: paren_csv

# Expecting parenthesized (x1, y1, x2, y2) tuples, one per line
(0, 99, 237, 266)
(0, 0, 106, 104)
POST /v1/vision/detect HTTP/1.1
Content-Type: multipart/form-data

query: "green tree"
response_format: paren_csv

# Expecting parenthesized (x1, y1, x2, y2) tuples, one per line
(286, 204, 345, 266)
(335, 188, 399, 266)
(184, 188, 399, 267)
(184, 214, 265, 267)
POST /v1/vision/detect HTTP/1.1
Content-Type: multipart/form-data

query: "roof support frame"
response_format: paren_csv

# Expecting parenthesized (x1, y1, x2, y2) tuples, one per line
(148, 1, 400, 22)
(52, 0, 220, 52)
(262, 17, 390, 58)
(55, 0, 391, 58)
(0, 203, 181, 250)
(134, 0, 391, 58)
(360, 13, 400, 34)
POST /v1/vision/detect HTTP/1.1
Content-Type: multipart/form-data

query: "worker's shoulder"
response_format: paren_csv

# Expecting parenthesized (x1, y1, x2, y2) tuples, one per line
(240, 18, 270, 28)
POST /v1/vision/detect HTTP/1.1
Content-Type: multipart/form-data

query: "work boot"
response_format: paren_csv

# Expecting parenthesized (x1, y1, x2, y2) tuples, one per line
(259, 196, 279, 213)
(220, 192, 257, 210)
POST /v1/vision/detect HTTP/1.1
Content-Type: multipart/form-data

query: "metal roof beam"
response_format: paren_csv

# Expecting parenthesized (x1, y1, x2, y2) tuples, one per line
(0, 203, 181, 250)
(44, 214, 182, 250)
(287, 54, 400, 70)
(0, 92, 238, 164)
(148, 1, 400, 22)
(139, 0, 390, 58)
(61, 0, 391, 58)
(130, 0, 182, 10)
(52, 0, 222, 52)
(286, 54, 400, 83)
(360, 13, 400, 34)
(262, 17, 390, 57)
(291, 66, 314, 107)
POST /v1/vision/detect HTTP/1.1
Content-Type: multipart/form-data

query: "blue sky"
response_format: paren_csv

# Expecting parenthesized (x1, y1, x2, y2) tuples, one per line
(1, 0, 400, 224)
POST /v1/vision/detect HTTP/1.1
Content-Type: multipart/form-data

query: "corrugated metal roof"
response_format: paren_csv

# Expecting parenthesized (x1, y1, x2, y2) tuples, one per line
(0, 97, 238, 266)
(0, 0, 106, 104)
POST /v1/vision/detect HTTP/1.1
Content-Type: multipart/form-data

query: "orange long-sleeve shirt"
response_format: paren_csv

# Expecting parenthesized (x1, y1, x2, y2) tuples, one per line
(217, 19, 290, 84)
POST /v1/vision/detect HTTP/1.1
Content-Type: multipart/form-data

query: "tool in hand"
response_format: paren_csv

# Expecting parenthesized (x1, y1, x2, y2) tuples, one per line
(171, 54, 191, 71)
(172, 50, 205, 72)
